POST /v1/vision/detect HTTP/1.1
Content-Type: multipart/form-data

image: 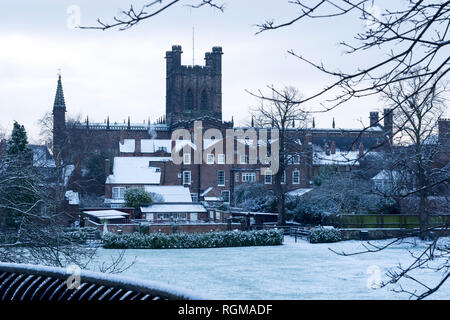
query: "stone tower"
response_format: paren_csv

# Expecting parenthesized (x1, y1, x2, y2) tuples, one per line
(52, 74, 66, 158)
(165, 45, 223, 125)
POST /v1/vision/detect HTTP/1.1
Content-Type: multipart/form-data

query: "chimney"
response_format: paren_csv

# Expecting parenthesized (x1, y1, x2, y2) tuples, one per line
(370, 112, 379, 127)
(305, 130, 312, 144)
(438, 118, 450, 146)
(359, 141, 364, 158)
(135, 138, 141, 156)
(119, 130, 124, 144)
(331, 141, 336, 154)
(105, 159, 110, 177)
(325, 143, 330, 156)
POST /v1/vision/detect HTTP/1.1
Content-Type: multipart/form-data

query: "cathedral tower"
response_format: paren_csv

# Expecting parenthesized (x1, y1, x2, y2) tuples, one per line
(165, 45, 223, 125)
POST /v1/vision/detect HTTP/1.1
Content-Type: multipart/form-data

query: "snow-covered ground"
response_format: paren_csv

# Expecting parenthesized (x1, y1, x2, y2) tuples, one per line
(93, 236, 450, 300)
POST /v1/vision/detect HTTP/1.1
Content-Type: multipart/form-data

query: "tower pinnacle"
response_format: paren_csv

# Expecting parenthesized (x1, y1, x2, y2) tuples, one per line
(53, 74, 66, 111)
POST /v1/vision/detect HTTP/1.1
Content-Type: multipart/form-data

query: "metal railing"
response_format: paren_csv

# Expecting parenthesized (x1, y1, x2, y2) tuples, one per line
(0, 263, 206, 301)
(263, 225, 311, 242)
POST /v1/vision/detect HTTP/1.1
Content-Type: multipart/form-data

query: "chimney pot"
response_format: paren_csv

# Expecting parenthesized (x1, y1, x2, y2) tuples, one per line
(359, 141, 364, 157)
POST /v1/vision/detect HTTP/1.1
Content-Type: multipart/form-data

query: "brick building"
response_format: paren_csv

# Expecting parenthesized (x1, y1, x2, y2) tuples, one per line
(51, 44, 396, 203)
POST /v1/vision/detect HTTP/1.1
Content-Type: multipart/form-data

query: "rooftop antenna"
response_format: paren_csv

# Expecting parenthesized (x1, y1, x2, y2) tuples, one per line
(192, 26, 195, 67)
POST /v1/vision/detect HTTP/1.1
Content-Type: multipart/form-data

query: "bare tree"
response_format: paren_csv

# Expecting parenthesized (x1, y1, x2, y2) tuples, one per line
(0, 122, 133, 273)
(80, 0, 224, 31)
(251, 86, 309, 225)
(383, 69, 448, 239)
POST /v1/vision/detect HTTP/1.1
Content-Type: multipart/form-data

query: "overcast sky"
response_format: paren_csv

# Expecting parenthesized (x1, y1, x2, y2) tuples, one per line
(0, 0, 424, 143)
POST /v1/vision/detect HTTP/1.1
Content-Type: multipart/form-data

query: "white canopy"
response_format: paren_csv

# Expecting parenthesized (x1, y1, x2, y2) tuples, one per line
(83, 210, 129, 220)
(141, 203, 207, 213)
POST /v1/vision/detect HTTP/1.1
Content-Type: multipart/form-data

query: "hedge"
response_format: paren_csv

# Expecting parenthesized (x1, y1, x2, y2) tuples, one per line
(309, 227, 342, 243)
(103, 229, 284, 249)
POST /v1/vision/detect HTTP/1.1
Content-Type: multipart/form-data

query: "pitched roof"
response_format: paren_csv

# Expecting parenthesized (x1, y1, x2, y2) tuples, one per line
(106, 157, 164, 184)
(143, 186, 192, 202)
(313, 150, 361, 166)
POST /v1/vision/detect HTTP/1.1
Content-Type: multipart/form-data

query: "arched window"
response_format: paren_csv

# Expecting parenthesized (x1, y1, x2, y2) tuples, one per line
(201, 89, 208, 110)
(185, 89, 193, 111)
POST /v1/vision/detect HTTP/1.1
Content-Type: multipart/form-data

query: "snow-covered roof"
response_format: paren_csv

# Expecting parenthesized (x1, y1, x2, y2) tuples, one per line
(201, 187, 213, 197)
(140, 203, 207, 213)
(422, 135, 439, 145)
(30, 145, 56, 168)
(311, 126, 383, 132)
(204, 197, 222, 201)
(313, 150, 361, 166)
(106, 157, 167, 184)
(287, 188, 313, 197)
(141, 139, 172, 153)
(371, 169, 400, 181)
(65, 190, 79, 205)
(82, 210, 129, 220)
(119, 139, 135, 153)
(174, 140, 197, 152)
(143, 186, 192, 202)
(203, 138, 222, 150)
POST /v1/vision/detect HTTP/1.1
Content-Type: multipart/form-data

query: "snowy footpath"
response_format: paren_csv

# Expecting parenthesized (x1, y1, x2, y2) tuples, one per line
(94, 236, 450, 299)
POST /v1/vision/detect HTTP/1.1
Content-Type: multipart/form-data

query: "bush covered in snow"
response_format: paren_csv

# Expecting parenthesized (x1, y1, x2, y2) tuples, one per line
(233, 183, 277, 213)
(309, 227, 342, 243)
(103, 229, 284, 249)
(63, 227, 98, 244)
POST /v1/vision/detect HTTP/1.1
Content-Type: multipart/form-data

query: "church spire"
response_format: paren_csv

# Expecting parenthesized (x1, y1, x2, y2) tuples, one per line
(53, 73, 66, 111)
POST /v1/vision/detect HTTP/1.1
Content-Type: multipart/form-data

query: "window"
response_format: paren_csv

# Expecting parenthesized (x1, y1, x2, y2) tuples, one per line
(183, 171, 191, 185)
(183, 153, 191, 165)
(157, 213, 170, 220)
(158, 146, 167, 152)
(112, 187, 125, 199)
(221, 190, 230, 203)
(235, 172, 240, 183)
(201, 89, 208, 110)
(218, 154, 225, 164)
(173, 213, 187, 220)
(293, 154, 300, 164)
(264, 170, 272, 184)
(206, 153, 214, 164)
(281, 171, 286, 184)
(293, 170, 300, 184)
(155, 168, 161, 173)
(191, 193, 198, 202)
(242, 172, 256, 182)
(185, 88, 193, 110)
(217, 170, 225, 186)
(240, 154, 248, 164)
